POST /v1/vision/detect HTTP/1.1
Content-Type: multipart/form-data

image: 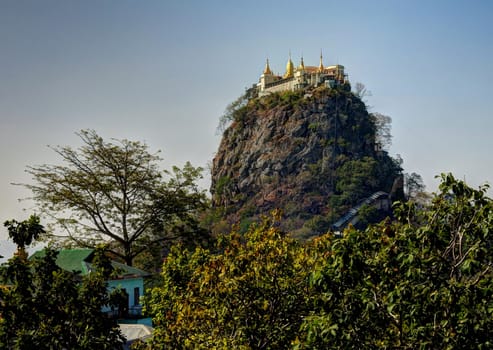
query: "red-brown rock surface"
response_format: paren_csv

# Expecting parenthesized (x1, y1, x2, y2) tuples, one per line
(211, 87, 400, 237)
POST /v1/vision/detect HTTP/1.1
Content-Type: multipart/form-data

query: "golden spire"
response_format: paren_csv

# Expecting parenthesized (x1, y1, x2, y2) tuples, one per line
(263, 58, 272, 75)
(284, 52, 294, 78)
(318, 50, 324, 72)
(298, 55, 305, 71)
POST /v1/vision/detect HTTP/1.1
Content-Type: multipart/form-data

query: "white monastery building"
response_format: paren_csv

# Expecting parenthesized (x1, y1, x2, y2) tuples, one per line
(257, 52, 348, 96)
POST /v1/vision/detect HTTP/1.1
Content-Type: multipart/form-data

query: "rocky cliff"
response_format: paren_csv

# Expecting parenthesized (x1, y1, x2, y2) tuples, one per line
(211, 87, 401, 238)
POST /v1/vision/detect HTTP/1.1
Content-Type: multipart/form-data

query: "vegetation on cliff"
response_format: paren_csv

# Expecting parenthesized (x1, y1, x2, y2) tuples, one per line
(211, 86, 402, 238)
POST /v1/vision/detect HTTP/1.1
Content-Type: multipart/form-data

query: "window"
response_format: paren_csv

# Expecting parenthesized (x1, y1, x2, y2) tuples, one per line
(134, 287, 140, 306)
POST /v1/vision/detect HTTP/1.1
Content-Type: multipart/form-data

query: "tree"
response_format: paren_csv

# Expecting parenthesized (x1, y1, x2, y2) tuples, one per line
(329, 157, 382, 215)
(404, 171, 426, 200)
(297, 174, 493, 349)
(143, 211, 314, 349)
(22, 130, 208, 266)
(216, 87, 257, 133)
(371, 112, 393, 150)
(0, 218, 125, 349)
(4, 214, 45, 260)
(353, 82, 372, 103)
(135, 174, 492, 349)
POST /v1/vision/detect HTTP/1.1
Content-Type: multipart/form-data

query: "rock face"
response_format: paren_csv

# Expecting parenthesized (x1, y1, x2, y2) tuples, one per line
(211, 87, 400, 237)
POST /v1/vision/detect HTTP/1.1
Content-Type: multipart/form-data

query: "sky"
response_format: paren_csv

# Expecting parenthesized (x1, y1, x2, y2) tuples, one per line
(1, 0, 493, 249)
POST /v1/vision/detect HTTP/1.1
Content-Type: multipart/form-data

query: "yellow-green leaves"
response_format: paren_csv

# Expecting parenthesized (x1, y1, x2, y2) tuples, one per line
(144, 213, 314, 349)
(144, 175, 493, 349)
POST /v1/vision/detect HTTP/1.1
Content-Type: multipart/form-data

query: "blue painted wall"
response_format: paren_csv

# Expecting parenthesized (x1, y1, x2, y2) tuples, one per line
(104, 277, 145, 316)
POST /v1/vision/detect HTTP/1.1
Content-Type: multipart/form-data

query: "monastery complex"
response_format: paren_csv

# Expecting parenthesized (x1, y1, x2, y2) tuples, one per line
(257, 53, 348, 96)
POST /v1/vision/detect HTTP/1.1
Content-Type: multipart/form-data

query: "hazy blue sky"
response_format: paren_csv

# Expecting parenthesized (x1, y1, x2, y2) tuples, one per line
(1, 0, 493, 244)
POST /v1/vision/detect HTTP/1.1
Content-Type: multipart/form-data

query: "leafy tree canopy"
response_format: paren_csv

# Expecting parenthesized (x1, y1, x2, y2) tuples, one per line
(143, 210, 315, 349)
(0, 217, 125, 349)
(404, 171, 426, 200)
(21, 129, 209, 266)
(298, 173, 493, 349)
(141, 174, 493, 349)
(371, 112, 392, 150)
(4, 214, 45, 259)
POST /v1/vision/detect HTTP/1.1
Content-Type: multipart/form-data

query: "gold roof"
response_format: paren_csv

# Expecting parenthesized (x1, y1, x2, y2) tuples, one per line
(284, 55, 294, 78)
(303, 66, 321, 73)
(259, 53, 344, 80)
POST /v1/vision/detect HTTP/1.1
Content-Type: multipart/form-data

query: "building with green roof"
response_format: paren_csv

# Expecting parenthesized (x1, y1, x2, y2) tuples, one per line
(30, 248, 150, 323)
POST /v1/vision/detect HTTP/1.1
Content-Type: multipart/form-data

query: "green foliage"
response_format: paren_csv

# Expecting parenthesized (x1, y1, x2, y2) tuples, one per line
(217, 87, 257, 133)
(297, 173, 493, 349)
(278, 90, 305, 106)
(0, 236, 124, 349)
(22, 130, 209, 267)
(328, 157, 380, 216)
(353, 203, 381, 228)
(141, 174, 493, 349)
(258, 90, 305, 111)
(143, 212, 314, 349)
(303, 215, 331, 235)
(405, 171, 426, 200)
(238, 216, 255, 233)
(308, 122, 319, 132)
(4, 214, 45, 250)
(214, 176, 231, 197)
(371, 112, 392, 150)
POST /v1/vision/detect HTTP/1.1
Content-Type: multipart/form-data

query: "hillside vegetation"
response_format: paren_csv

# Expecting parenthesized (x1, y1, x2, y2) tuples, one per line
(211, 86, 402, 237)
